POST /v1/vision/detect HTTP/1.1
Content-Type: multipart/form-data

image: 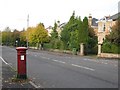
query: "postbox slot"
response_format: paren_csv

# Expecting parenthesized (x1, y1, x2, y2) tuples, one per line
(21, 55, 24, 60)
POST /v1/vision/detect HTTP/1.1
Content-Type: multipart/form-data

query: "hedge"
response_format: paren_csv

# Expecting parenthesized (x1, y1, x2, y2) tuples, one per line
(102, 42, 120, 54)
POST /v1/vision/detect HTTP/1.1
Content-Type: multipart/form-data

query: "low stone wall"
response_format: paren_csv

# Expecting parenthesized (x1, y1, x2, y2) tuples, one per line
(29, 47, 38, 49)
(49, 49, 72, 54)
(98, 53, 120, 59)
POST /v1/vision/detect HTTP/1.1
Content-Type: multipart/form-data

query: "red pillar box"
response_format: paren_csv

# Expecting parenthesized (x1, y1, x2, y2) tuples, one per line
(16, 47, 28, 79)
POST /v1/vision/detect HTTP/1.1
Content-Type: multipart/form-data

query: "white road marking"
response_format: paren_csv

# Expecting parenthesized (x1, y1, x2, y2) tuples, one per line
(84, 58, 110, 65)
(41, 56, 50, 60)
(84, 58, 98, 62)
(0, 56, 41, 89)
(0, 56, 16, 71)
(57, 61, 66, 64)
(29, 81, 40, 88)
(52, 59, 66, 64)
(71, 64, 95, 71)
(103, 63, 108, 64)
(0, 56, 8, 65)
(52, 59, 58, 62)
(0, 57, 40, 89)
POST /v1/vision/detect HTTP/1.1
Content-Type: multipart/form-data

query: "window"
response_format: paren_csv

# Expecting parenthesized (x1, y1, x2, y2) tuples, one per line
(103, 24, 105, 31)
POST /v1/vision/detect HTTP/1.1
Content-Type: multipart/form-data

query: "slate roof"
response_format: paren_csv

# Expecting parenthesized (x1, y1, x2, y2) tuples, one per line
(92, 18, 98, 26)
(110, 12, 120, 20)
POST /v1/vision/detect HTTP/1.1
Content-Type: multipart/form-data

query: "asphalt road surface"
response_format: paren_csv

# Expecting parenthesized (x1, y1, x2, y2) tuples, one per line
(1, 46, 118, 88)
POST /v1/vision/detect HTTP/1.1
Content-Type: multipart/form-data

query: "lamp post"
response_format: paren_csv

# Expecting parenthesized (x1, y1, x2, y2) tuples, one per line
(26, 14, 29, 48)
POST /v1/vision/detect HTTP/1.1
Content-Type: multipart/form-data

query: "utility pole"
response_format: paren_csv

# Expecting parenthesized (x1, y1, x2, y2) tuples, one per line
(26, 14, 29, 48)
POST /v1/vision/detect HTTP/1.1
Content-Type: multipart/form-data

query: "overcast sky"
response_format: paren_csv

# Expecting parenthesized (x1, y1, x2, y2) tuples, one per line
(0, 0, 119, 31)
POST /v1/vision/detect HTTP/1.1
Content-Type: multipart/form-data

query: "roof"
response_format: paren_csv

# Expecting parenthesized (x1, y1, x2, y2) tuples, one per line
(110, 12, 120, 20)
(58, 23, 66, 28)
(92, 18, 98, 26)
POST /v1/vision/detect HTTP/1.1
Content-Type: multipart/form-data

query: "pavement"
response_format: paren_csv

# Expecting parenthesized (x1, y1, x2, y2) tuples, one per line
(1, 61, 35, 89)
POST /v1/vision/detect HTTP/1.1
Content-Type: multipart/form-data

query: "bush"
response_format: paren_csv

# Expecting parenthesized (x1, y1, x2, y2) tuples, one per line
(102, 41, 120, 54)
(43, 43, 52, 50)
(43, 39, 64, 50)
(84, 44, 97, 55)
(84, 37, 98, 55)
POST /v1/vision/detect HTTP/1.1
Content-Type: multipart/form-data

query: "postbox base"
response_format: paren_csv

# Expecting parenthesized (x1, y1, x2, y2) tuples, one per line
(17, 74, 27, 79)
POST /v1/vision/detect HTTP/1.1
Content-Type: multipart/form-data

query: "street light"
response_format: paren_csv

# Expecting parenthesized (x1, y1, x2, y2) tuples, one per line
(26, 14, 29, 48)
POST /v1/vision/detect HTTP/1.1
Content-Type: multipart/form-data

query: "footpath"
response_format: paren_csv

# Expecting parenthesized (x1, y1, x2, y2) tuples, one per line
(2, 62, 35, 90)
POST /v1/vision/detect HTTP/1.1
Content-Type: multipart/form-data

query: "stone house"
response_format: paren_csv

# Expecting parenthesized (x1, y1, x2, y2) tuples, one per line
(88, 14, 98, 35)
(88, 13, 120, 44)
(46, 21, 66, 37)
(97, 12, 120, 44)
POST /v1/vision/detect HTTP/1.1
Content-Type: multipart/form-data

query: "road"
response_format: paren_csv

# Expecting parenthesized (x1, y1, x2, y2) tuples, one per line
(1, 46, 118, 88)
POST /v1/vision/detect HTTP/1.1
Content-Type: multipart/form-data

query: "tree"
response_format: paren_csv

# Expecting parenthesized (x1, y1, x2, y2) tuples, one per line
(102, 17, 120, 54)
(2, 27, 12, 46)
(61, 11, 98, 54)
(12, 29, 20, 46)
(106, 17, 120, 45)
(69, 30, 79, 50)
(32, 23, 49, 49)
(82, 17, 89, 43)
(20, 29, 27, 46)
(26, 27, 36, 45)
(50, 22, 62, 49)
(51, 22, 58, 39)
(61, 11, 76, 50)
(61, 26, 70, 49)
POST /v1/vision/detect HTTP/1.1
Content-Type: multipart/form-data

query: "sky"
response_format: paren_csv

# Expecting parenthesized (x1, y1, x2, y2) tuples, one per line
(0, 0, 119, 31)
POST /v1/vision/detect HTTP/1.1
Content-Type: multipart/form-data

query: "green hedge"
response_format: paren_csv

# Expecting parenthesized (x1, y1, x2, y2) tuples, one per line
(84, 44, 98, 55)
(102, 42, 120, 54)
(43, 43, 52, 50)
(43, 40, 64, 50)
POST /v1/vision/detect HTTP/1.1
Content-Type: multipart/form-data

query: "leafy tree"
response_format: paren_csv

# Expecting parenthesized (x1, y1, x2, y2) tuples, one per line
(50, 22, 61, 49)
(60, 11, 98, 54)
(2, 27, 13, 46)
(106, 17, 120, 45)
(82, 17, 89, 43)
(20, 29, 27, 46)
(2, 27, 23, 46)
(26, 27, 36, 45)
(61, 26, 70, 49)
(12, 29, 20, 46)
(69, 30, 79, 50)
(51, 22, 58, 39)
(61, 12, 90, 51)
(61, 11, 76, 49)
(102, 17, 120, 54)
(32, 23, 49, 49)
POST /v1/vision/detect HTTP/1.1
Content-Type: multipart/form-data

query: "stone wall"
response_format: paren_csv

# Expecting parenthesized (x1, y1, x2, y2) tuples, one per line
(98, 53, 120, 59)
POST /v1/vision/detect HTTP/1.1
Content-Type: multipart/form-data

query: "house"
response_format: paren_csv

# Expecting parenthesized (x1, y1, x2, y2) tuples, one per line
(46, 21, 66, 37)
(88, 14, 98, 35)
(88, 12, 120, 44)
(56, 21, 66, 37)
(46, 26, 53, 36)
(97, 12, 120, 44)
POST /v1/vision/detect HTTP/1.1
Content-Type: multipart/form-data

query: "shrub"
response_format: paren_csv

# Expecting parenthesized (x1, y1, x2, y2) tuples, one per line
(43, 43, 52, 50)
(102, 41, 120, 54)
